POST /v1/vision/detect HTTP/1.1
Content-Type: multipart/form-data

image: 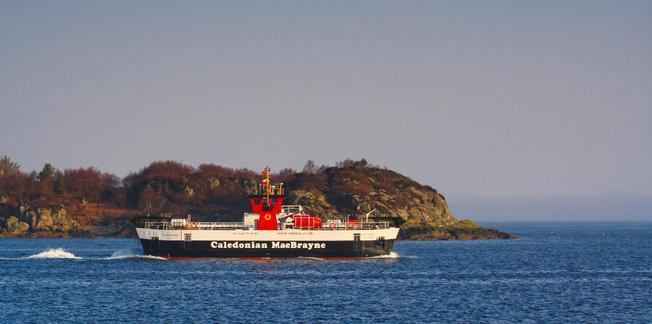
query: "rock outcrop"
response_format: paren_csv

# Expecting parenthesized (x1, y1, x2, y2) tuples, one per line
(28, 206, 80, 233)
(399, 219, 516, 240)
(1, 215, 30, 236)
(283, 167, 514, 240)
(0, 202, 136, 238)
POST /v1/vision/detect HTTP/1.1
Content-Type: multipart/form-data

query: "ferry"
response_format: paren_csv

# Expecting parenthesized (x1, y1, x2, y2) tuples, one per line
(133, 167, 400, 258)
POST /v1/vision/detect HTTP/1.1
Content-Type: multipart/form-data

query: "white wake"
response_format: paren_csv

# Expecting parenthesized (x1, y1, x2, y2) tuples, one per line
(0, 248, 166, 261)
(26, 248, 79, 259)
(370, 252, 418, 259)
(370, 251, 401, 259)
(105, 248, 167, 260)
(296, 251, 413, 261)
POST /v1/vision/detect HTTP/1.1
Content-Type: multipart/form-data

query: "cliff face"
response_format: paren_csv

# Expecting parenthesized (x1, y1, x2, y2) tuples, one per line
(1, 204, 79, 237)
(0, 161, 514, 239)
(0, 202, 136, 238)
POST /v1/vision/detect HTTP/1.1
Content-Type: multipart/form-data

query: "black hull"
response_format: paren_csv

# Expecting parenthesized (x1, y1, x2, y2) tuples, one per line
(139, 239, 396, 258)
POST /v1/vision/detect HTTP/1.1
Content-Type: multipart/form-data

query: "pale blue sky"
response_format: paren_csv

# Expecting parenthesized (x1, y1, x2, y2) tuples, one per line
(1, 1, 650, 220)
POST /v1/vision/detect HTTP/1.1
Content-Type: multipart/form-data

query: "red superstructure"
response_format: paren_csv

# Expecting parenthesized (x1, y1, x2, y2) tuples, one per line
(249, 167, 285, 230)
(249, 167, 327, 230)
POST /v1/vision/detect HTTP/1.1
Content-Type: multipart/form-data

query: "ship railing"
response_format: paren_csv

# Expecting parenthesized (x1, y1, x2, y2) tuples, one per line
(182, 222, 250, 230)
(143, 221, 250, 230)
(143, 222, 171, 230)
(284, 221, 391, 230)
(144, 221, 391, 231)
(360, 221, 390, 230)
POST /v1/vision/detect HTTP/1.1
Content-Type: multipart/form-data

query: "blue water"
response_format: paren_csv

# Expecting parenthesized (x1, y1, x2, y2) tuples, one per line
(0, 223, 650, 323)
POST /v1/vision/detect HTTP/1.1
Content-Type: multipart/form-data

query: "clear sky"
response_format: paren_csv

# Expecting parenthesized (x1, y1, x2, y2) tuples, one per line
(1, 1, 650, 221)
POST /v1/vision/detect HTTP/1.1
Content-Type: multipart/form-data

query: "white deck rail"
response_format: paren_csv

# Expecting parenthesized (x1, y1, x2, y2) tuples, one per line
(143, 221, 390, 231)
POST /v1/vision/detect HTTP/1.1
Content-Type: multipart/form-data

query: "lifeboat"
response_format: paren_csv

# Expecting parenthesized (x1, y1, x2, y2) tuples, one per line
(293, 215, 323, 229)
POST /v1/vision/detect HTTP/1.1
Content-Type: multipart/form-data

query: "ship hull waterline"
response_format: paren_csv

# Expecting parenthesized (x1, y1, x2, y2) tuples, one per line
(136, 226, 400, 259)
(139, 238, 396, 258)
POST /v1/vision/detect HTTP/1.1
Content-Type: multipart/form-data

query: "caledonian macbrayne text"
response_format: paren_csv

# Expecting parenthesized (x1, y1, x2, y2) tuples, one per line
(210, 241, 327, 250)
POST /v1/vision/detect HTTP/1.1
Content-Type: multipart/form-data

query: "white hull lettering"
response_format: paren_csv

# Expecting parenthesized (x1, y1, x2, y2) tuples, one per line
(210, 241, 326, 250)
(210, 241, 268, 249)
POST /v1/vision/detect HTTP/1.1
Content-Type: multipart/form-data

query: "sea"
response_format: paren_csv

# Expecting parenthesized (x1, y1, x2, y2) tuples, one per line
(0, 223, 650, 323)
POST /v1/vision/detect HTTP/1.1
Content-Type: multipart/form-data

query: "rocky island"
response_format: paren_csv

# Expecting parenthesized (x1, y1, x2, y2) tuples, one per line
(0, 156, 514, 240)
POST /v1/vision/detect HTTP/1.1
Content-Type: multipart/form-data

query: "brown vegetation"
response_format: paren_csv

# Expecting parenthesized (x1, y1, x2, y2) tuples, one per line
(0, 155, 514, 239)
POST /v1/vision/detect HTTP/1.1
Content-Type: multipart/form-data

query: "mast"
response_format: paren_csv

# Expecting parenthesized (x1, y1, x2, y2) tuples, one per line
(249, 167, 285, 230)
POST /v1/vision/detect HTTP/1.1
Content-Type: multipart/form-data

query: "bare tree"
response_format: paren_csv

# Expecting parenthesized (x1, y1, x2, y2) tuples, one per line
(303, 160, 317, 173)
